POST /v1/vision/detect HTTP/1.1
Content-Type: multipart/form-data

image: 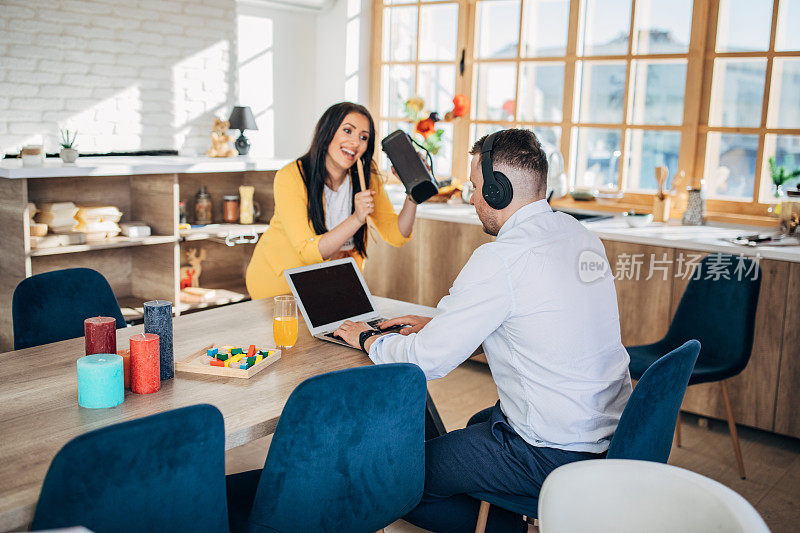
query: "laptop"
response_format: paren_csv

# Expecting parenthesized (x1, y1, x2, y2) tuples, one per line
(283, 257, 401, 348)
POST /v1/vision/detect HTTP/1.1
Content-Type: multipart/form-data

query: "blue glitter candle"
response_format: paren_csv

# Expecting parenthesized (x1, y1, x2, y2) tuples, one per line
(143, 300, 174, 380)
(77, 354, 124, 409)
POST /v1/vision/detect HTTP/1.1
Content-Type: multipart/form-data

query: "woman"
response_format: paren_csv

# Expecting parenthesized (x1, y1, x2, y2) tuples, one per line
(246, 102, 418, 299)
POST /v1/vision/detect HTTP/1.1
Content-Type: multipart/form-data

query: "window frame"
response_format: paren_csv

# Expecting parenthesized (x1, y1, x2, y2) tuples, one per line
(370, 0, 473, 178)
(370, 0, 800, 225)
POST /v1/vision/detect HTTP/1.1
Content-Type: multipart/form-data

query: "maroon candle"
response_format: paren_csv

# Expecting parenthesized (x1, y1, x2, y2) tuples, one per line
(130, 333, 160, 394)
(85, 317, 116, 356)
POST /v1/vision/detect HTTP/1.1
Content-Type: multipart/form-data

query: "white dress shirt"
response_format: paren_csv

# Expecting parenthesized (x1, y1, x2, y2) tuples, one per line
(324, 179, 354, 250)
(369, 200, 632, 453)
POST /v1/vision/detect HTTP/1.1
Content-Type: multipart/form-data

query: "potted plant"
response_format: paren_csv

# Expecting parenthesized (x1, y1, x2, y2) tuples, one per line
(768, 156, 800, 198)
(59, 129, 79, 163)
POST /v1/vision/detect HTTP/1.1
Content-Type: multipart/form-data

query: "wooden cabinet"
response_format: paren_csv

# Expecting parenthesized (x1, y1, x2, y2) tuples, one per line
(0, 170, 276, 352)
(601, 241, 675, 346)
(674, 251, 788, 432)
(364, 218, 493, 307)
(603, 244, 790, 433)
(364, 216, 800, 439)
(775, 262, 800, 436)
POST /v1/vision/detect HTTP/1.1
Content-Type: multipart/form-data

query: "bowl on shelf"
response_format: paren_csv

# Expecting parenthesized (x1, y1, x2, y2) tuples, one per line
(621, 211, 654, 227)
(595, 190, 625, 205)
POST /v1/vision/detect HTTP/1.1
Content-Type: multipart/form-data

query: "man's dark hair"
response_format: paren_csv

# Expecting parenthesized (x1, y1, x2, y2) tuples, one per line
(470, 129, 548, 199)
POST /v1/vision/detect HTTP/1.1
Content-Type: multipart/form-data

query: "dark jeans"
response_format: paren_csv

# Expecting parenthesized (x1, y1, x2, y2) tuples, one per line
(403, 402, 603, 533)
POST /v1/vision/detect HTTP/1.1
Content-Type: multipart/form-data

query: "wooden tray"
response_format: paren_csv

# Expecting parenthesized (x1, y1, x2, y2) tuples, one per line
(175, 344, 281, 379)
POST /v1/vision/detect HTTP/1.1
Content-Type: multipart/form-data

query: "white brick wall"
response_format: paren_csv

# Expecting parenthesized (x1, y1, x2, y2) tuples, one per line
(0, 0, 237, 155)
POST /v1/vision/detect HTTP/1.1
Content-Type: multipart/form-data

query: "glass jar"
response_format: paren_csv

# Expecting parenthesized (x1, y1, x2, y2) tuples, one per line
(223, 195, 240, 223)
(194, 185, 212, 225)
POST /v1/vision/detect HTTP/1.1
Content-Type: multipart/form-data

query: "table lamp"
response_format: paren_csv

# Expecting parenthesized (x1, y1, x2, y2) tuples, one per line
(228, 106, 258, 155)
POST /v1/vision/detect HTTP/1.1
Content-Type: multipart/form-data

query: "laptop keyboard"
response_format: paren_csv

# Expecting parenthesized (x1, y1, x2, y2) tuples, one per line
(324, 318, 408, 340)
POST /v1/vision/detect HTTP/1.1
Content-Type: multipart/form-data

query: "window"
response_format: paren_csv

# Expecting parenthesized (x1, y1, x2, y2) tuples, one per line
(373, 0, 464, 178)
(701, 0, 800, 204)
(470, 0, 568, 175)
(372, 0, 800, 220)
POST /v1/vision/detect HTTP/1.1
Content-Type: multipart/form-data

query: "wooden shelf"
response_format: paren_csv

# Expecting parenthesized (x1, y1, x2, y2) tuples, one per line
(28, 235, 175, 257)
(177, 280, 250, 314)
(116, 295, 149, 322)
(0, 167, 278, 352)
(179, 223, 268, 245)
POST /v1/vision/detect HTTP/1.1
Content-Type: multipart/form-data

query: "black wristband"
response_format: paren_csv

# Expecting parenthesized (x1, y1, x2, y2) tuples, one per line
(359, 329, 382, 353)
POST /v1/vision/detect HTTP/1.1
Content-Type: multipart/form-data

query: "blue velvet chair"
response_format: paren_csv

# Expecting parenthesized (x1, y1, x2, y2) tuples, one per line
(12, 267, 126, 350)
(471, 340, 701, 532)
(627, 253, 761, 479)
(32, 404, 228, 533)
(225, 363, 426, 533)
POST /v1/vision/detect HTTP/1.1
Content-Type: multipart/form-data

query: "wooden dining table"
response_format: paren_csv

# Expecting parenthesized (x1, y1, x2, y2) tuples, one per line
(0, 296, 435, 532)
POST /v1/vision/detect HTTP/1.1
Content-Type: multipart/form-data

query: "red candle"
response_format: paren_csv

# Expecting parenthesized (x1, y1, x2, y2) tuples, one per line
(130, 333, 160, 394)
(117, 349, 131, 389)
(85, 317, 117, 356)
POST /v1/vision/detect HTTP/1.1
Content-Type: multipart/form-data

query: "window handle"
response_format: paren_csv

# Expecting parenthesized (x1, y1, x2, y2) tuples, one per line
(459, 49, 465, 76)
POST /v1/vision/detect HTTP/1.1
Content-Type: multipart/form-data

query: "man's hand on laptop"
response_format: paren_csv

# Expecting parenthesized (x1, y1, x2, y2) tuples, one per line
(378, 315, 432, 335)
(333, 320, 372, 349)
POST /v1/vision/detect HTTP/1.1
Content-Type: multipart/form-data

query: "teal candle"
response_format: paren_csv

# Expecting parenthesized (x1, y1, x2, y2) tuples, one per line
(77, 354, 124, 409)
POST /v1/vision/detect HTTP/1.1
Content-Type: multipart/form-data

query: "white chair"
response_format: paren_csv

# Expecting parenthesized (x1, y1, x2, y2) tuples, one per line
(538, 459, 769, 533)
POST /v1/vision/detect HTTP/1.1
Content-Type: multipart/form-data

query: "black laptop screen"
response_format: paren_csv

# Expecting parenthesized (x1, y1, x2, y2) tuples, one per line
(288, 262, 375, 328)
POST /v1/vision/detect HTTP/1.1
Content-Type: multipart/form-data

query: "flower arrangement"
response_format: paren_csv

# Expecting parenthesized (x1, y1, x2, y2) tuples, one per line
(404, 94, 470, 155)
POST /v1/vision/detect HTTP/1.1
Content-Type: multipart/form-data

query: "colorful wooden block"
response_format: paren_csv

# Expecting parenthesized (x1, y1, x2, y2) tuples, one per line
(230, 353, 244, 364)
(216, 353, 229, 361)
(247, 345, 256, 357)
(207, 348, 218, 357)
(255, 354, 263, 364)
(209, 359, 224, 367)
(231, 348, 243, 355)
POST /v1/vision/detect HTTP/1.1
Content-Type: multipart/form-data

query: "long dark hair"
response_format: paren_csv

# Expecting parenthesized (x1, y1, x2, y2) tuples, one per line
(297, 102, 376, 258)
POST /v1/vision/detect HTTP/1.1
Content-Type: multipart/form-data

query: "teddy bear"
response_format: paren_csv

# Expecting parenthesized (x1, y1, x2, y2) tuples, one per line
(206, 118, 237, 158)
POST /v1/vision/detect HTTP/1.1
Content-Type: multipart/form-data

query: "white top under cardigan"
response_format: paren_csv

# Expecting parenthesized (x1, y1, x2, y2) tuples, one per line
(323, 178, 354, 251)
(369, 200, 633, 453)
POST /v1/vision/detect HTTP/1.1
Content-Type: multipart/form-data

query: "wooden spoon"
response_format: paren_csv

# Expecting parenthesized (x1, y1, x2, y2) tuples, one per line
(655, 166, 668, 200)
(669, 170, 687, 193)
(356, 158, 366, 192)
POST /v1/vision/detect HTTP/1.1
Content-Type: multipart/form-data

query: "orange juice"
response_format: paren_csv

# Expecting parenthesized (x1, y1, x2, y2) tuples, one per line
(273, 316, 298, 347)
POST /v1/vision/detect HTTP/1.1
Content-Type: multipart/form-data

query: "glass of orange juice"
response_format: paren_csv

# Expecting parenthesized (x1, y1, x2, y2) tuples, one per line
(273, 295, 298, 348)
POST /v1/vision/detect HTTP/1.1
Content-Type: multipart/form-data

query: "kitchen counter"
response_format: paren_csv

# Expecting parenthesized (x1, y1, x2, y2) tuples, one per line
(405, 200, 800, 263)
(0, 155, 292, 179)
(366, 196, 800, 440)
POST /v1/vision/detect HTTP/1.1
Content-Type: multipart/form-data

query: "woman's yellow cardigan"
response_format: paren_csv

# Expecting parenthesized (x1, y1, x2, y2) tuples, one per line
(245, 160, 411, 299)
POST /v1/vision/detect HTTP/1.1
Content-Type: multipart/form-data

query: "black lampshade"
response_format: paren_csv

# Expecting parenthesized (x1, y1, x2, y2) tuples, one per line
(227, 106, 258, 131)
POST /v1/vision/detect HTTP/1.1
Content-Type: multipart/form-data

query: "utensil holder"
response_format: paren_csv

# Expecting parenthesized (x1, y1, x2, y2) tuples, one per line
(653, 196, 671, 222)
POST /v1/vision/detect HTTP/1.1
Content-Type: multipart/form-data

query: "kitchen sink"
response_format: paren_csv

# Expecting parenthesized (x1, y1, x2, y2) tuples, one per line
(553, 209, 614, 222)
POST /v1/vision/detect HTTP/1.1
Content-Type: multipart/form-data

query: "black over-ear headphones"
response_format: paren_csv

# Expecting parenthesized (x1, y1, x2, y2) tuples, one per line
(481, 131, 513, 209)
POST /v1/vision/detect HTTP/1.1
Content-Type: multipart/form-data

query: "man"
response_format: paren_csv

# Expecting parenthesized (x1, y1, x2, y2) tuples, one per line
(334, 129, 632, 532)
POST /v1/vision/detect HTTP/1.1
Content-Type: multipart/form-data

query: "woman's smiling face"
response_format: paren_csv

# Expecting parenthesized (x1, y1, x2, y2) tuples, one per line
(326, 112, 370, 172)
